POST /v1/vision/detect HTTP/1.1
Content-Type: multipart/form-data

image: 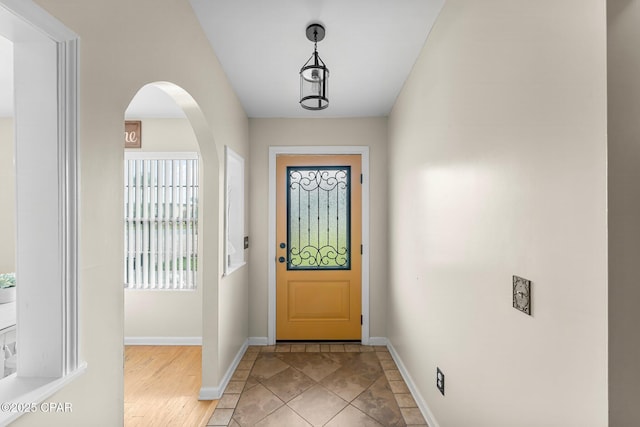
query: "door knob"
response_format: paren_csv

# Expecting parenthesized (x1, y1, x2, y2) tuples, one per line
(278, 256, 286, 263)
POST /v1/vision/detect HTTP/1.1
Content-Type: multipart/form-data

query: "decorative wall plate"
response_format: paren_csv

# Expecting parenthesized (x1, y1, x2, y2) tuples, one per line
(513, 275, 531, 315)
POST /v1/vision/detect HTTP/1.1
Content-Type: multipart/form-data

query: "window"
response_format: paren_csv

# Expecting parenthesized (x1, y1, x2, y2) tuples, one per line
(124, 152, 199, 290)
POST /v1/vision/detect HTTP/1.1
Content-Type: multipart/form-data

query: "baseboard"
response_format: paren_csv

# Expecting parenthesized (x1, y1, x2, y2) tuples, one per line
(124, 336, 202, 346)
(387, 341, 440, 427)
(198, 386, 219, 401)
(199, 339, 249, 400)
(248, 337, 268, 346)
(368, 336, 388, 346)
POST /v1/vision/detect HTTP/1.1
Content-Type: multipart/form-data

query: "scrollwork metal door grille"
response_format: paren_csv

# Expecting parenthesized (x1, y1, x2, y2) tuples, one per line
(287, 166, 351, 270)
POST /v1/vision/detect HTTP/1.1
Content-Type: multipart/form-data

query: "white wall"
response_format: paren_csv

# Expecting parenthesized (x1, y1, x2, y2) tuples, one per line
(387, 1, 608, 426)
(248, 118, 388, 340)
(608, 1, 640, 426)
(12, 0, 249, 425)
(0, 118, 14, 274)
(218, 130, 249, 385)
(123, 118, 203, 340)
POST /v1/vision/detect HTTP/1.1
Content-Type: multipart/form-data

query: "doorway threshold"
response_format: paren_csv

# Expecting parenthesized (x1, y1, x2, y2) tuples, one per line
(276, 340, 362, 344)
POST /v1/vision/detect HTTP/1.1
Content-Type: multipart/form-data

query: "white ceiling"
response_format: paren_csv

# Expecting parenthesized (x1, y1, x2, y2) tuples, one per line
(0, 1, 444, 119)
(189, 0, 444, 118)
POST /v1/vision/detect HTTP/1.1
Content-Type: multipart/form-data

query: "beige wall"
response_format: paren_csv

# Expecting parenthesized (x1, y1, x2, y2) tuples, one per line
(123, 118, 203, 339)
(0, 118, 14, 274)
(248, 118, 388, 339)
(388, 1, 607, 426)
(218, 130, 249, 382)
(608, 1, 640, 426)
(13, 0, 249, 425)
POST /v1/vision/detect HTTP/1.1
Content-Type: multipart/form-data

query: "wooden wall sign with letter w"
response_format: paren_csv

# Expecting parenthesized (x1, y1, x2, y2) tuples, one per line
(125, 121, 142, 148)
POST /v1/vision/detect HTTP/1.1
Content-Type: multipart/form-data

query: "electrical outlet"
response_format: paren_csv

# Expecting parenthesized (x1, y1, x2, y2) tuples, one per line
(436, 367, 445, 396)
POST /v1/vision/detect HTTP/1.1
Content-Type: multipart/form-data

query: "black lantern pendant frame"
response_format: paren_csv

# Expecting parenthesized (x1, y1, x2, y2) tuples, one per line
(300, 23, 329, 110)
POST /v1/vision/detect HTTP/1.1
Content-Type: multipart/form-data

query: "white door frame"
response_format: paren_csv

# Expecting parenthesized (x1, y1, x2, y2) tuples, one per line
(0, 0, 82, 420)
(0, 0, 79, 377)
(268, 146, 370, 345)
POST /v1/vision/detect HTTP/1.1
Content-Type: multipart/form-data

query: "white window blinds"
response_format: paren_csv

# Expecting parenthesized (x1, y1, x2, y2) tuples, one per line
(124, 152, 199, 290)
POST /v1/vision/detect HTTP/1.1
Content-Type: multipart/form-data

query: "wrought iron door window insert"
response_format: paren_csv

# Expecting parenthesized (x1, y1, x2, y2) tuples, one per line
(286, 166, 351, 270)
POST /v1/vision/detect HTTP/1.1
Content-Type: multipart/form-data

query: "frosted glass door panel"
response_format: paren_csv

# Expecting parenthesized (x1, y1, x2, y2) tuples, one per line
(287, 166, 350, 270)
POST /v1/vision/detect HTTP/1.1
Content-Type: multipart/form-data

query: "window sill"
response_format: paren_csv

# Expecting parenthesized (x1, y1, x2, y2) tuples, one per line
(223, 262, 247, 277)
(0, 361, 87, 425)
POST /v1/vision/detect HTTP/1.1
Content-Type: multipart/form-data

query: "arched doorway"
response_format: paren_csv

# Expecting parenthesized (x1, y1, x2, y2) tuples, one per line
(122, 82, 220, 425)
(123, 84, 203, 344)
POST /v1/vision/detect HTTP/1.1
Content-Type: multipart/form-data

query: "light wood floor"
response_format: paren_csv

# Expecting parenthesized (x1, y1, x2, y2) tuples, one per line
(124, 346, 218, 427)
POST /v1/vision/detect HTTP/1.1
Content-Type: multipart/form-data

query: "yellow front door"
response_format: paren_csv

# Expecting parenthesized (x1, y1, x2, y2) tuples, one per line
(276, 155, 362, 340)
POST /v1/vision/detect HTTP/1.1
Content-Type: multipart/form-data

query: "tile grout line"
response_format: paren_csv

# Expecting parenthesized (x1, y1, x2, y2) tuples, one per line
(208, 344, 427, 426)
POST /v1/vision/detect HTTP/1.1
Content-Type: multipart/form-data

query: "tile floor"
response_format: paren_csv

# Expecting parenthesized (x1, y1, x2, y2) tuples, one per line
(207, 344, 428, 426)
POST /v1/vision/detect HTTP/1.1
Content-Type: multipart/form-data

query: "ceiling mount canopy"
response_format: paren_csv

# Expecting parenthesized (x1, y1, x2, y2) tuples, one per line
(300, 23, 329, 110)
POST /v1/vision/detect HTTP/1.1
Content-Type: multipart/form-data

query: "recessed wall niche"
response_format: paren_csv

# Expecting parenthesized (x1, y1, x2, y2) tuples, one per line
(225, 146, 245, 275)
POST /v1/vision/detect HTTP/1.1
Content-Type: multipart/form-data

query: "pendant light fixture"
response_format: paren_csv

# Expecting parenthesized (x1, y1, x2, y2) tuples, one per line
(300, 23, 329, 110)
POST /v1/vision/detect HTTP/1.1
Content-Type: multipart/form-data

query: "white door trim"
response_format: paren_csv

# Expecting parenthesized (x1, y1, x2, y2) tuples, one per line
(0, 0, 80, 378)
(268, 146, 370, 345)
(0, 1, 83, 423)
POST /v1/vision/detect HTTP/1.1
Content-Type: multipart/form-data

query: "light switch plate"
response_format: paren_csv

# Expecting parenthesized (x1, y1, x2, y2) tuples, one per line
(513, 275, 531, 315)
(436, 367, 445, 396)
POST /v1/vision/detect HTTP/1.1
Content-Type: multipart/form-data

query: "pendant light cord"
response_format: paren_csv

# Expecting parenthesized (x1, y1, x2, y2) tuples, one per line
(314, 28, 318, 52)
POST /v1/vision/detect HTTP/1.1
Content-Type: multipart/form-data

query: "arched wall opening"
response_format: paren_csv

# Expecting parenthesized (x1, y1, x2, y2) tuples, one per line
(122, 81, 220, 395)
